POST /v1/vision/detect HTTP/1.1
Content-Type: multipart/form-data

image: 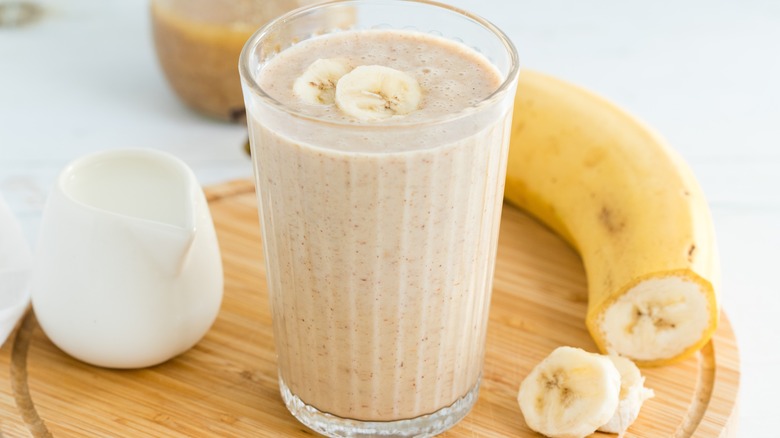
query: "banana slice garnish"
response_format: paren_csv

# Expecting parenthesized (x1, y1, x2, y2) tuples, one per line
(334, 65, 422, 121)
(292, 58, 353, 105)
(517, 346, 621, 438)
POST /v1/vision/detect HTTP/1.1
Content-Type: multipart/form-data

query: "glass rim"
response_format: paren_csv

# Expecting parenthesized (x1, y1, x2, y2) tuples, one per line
(238, 0, 520, 128)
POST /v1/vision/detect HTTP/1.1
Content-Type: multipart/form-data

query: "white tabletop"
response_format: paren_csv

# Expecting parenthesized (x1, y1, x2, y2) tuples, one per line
(1, 0, 777, 435)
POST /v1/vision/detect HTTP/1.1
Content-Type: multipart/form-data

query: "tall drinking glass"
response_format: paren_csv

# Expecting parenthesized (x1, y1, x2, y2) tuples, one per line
(240, 1, 519, 436)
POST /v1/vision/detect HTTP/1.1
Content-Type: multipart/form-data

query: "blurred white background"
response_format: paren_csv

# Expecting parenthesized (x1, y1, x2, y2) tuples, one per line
(1, 0, 778, 435)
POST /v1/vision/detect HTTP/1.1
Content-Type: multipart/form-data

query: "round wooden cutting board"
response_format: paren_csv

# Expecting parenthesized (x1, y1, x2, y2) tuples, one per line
(0, 180, 739, 437)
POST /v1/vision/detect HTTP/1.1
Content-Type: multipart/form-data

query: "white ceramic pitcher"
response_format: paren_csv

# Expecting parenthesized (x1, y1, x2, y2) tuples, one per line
(30, 149, 223, 368)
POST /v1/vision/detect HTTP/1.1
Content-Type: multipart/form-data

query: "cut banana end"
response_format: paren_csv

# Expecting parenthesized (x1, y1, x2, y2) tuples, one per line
(335, 65, 422, 121)
(293, 58, 353, 105)
(518, 346, 621, 438)
(596, 276, 714, 365)
(599, 355, 655, 436)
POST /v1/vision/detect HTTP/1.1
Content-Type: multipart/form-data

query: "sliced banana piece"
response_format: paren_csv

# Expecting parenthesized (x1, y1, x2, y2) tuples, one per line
(335, 65, 422, 121)
(599, 355, 655, 436)
(518, 346, 621, 438)
(293, 58, 353, 105)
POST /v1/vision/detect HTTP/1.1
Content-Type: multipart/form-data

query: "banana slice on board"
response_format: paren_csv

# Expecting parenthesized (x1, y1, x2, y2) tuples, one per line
(599, 355, 655, 436)
(518, 346, 621, 438)
(335, 65, 422, 121)
(293, 58, 353, 105)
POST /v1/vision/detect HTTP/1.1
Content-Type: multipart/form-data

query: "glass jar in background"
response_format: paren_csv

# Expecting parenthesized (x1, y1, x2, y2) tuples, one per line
(151, 0, 353, 121)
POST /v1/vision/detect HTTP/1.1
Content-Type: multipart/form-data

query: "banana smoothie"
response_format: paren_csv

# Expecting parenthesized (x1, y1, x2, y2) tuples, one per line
(241, 12, 518, 432)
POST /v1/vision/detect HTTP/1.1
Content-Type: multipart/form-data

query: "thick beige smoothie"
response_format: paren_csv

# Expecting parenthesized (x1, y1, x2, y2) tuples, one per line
(247, 29, 510, 421)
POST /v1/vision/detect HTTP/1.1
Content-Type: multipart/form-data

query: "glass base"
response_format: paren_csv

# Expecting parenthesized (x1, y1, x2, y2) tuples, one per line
(279, 376, 480, 437)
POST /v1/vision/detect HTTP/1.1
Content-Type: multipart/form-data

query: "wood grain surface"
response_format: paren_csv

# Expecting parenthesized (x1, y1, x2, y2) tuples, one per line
(0, 179, 739, 437)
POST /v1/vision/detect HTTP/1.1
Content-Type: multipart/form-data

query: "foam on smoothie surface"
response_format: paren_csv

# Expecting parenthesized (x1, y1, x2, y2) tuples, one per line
(258, 29, 503, 123)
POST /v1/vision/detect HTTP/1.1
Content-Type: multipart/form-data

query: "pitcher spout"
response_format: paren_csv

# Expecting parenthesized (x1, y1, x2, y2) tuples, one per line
(131, 221, 196, 277)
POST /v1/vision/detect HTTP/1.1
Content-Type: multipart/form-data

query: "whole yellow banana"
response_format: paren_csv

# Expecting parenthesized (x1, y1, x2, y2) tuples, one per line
(505, 71, 720, 366)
